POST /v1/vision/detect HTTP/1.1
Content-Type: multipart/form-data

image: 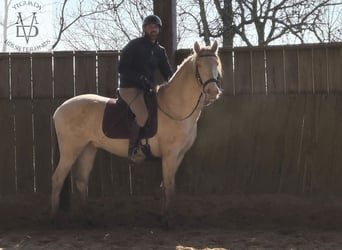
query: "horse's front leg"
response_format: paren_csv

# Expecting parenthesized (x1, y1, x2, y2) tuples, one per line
(161, 153, 184, 228)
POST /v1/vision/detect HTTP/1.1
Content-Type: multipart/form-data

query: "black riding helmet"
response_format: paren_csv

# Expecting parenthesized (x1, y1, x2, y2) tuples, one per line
(143, 15, 162, 28)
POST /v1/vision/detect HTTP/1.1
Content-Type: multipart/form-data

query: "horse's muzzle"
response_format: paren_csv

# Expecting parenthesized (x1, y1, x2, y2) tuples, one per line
(204, 82, 222, 105)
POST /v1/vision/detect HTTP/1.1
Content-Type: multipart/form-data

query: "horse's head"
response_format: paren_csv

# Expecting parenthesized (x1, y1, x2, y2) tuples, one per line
(193, 41, 222, 105)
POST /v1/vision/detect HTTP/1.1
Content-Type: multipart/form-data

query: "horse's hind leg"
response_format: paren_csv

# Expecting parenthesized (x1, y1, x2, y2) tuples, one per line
(73, 143, 98, 209)
(50, 142, 86, 218)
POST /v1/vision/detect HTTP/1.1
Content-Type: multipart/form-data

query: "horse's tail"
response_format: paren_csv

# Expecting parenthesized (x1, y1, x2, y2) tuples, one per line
(51, 112, 71, 212)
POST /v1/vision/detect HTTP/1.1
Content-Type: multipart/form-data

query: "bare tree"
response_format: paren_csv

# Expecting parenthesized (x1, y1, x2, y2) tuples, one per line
(308, 2, 342, 42)
(178, 0, 232, 46)
(50, 0, 342, 50)
(1, 0, 12, 52)
(56, 0, 152, 50)
(52, 0, 125, 49)
(236, 0, 342, 46)
(179, 0, 342, 47)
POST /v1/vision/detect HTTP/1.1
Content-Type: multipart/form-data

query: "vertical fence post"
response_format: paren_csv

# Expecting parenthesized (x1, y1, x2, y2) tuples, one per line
(0, 53, 16, 196)
(32, 53, 53, 194)
(11, 53, 34, 194)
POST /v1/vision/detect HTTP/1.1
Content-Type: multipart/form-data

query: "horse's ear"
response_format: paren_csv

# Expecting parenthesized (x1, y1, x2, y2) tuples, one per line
(211, 40, 218, 53)
(194, 41, 200, 54)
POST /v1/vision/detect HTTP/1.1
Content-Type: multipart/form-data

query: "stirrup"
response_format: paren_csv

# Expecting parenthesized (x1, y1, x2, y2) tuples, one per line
(129, 143, 158, 163)
(140, 144, 159, 161)
(129, 145, 146, 163)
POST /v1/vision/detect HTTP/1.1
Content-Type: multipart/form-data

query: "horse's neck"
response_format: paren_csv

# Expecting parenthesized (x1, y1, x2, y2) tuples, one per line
(157, 60, 204, 121)
(158, 61, 203, 117)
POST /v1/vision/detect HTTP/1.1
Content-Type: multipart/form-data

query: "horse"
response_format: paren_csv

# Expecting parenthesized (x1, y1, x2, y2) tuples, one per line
(50, 41, 222, 227)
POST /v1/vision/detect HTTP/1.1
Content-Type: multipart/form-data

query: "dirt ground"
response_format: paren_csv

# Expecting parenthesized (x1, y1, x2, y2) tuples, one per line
(1, 194, 342, 250)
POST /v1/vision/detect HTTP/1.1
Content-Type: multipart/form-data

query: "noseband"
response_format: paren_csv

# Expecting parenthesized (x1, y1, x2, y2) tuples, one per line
(158, 53, 220, 121)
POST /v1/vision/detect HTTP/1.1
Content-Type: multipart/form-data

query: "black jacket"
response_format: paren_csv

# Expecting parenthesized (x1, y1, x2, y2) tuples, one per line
(118, 36, 173, 89)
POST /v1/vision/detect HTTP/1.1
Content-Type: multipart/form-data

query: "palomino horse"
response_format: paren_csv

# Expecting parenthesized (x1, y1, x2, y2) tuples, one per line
(50, 41, 222, 226)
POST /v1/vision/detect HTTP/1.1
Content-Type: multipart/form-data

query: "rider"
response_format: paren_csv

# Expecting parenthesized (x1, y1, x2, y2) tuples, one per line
(118, 14, 173, 162)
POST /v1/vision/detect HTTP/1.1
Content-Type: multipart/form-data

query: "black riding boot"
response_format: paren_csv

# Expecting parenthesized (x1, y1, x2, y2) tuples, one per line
(128, 121, 142, 161)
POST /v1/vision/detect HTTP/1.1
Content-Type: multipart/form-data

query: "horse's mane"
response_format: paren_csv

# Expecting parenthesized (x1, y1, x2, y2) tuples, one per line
(158, 46, 222, 91)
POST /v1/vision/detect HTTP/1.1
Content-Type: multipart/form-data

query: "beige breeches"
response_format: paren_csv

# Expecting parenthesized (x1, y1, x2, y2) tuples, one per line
(118, 88, 148, 127)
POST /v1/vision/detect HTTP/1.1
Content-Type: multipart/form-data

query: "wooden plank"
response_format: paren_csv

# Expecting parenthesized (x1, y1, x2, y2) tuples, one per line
(98, 51, 119, 97)
(74, 51, 96, 95)
(110, 155, 131, 195)
(327, 46, 342, 94)
(298, 48, 313, 94)
(210, 97, 248, 193)
(330, 96, 342, 194)
(219, 97, 262, 193)
(0, 53, 10, 98)
(251, 96, 290, 192)
(295, 96, 314, 194)
(176, 94, 342, 196)
(176, 96, 262, 194)
(131, 161, 162, 195)
(89, 150, 114, 197)
(266, 49, 285, 94)
(251, 50, 266, 95)
(88, 150, 132, 197)
(312, 48, 328, 94)
(33, 99, 53, 194)
(219, 49, 234, 95)
(307, 95, 336, 195)
(284, 48, 299, 94)
(295, 95, 317, 195)
(0, 100, 16, 195)
(14, 100, 34, 193)
(276, 96, 305, 193)
(53, 52, 74, 98)
(225, 96, 263, 193)
(11, 54, 31, 99)
(32, 53, 53, 98)
(87, 153, 102, 198)
(234, 50, 252, 95)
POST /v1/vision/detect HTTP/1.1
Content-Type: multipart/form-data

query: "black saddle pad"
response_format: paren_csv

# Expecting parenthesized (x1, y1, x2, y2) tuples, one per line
(102, 92, 158, 139)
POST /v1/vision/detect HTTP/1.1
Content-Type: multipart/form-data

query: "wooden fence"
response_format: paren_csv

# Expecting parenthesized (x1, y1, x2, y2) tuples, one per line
(0, 43, 341, 198)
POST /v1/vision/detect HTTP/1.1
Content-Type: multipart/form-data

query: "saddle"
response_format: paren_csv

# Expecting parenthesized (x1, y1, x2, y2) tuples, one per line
(102, 91, 158, 139)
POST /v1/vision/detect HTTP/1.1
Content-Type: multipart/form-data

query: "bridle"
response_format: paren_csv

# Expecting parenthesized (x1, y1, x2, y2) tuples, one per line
(158, 53, 220, 121)
(195, 54, 220, 91)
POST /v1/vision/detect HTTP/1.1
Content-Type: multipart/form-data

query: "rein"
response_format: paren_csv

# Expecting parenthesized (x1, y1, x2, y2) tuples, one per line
(158, 53, 219, 121)
(158, 92, 203, 121)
